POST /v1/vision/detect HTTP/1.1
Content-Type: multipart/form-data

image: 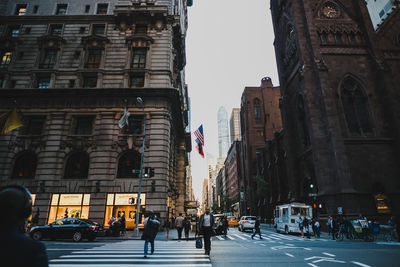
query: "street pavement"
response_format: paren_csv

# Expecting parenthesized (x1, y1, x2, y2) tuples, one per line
(43, 227, 400, 267)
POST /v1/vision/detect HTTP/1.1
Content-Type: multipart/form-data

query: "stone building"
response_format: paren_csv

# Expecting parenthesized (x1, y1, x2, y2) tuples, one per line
(0, 0, 191, 228)
(239, 77, 282, 216)
(224, 140, 242, 217)
(270, 0, 400, 217)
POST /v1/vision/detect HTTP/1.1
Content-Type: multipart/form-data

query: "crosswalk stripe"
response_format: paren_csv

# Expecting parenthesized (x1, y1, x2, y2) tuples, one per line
(216, 235, 224, 240)
(226, 235, 235, 240)
(62, 255, 208, 258)
(51, 259, 211, 262)
(50, 265, 212, 267)
(233, 234, 247, 240)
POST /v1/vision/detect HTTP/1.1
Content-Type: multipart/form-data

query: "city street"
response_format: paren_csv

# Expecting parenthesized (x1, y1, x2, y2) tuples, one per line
(43, 228, 400, 267)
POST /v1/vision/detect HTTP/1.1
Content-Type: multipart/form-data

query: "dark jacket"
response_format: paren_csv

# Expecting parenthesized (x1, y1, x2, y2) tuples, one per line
(141, 216, 160, 241)
(0, 227, 48, 267)
(255, 218, 260, 229)
(199, 213, 215, 229)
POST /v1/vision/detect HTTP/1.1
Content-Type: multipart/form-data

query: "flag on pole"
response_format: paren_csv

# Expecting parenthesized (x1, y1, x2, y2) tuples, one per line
(194, 124, 204, 158)
(118, 107, 130, 129)
(0, 108, 23, 134)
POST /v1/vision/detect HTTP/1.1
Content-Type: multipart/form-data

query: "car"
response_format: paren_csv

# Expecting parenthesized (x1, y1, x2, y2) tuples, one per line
(30, 218, 99, 242)
(238, 216, 257, 232)
(228, 216, 239, 227)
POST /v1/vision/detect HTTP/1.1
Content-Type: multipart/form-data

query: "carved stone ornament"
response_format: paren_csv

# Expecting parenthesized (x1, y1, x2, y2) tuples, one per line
(60, 136, 97, 150)
(131, 0, 155, 6)
(314, 57, 328, 71)
(37, 35, 66, 50)
(81, 35, 110, 49)
(8, 136, 46, 151)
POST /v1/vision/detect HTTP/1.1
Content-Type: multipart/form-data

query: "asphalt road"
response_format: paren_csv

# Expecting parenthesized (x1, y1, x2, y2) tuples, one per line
(42, 228, 400, 267)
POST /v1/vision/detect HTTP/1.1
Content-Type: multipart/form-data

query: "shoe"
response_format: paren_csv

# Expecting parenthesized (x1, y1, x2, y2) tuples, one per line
(206, 250, 210, 256)
(144, 255, 147, 259)
(151, 252, 154, 255)
(260, 237, 263, 239)
(251, 236, 254, 239)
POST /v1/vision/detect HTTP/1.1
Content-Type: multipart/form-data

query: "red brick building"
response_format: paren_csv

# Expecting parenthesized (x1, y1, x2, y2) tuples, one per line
(270, 0, 400, 218)
(240, 77, 282, 215)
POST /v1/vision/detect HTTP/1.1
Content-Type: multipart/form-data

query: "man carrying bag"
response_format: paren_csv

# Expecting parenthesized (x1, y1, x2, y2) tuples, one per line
(141, 211, 160, 258)
(198, 207, 215, 256)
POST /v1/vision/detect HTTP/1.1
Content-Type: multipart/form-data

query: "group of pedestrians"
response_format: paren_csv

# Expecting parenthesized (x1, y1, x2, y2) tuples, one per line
(107, 215, 126, 236)
(298, 216, 321, 238)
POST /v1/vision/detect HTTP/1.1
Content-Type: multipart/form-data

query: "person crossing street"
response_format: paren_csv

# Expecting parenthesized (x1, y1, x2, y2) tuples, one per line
(175, 213, 184, 240)
(141, 211, 160, 258)
(199, 207, 215, 256)
(252, 217, 262, 239)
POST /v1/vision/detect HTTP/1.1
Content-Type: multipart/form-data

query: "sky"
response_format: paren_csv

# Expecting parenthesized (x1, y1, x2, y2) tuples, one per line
(185, 0, 279, 201)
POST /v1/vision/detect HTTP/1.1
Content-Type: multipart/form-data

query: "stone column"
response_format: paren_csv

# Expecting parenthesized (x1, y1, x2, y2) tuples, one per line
(175, 140, 186, 215)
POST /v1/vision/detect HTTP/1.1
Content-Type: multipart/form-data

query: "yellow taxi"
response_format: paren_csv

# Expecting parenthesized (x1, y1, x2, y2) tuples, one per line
(227, 216, 239, 226)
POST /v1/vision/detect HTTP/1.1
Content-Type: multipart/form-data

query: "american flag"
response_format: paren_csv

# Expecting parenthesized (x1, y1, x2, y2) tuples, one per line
(194, 125, 204, 158)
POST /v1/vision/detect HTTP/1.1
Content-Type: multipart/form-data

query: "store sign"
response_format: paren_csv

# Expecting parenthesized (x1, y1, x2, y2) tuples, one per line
(187, 208, 197, 215)
(114, 194, 146, 205)
(59, 194, 83, 205)
(185, 201, 197, 208)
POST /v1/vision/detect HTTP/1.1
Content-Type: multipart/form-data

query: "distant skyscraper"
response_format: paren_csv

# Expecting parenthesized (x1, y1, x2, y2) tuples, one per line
(365, 0, 394, 29)
(217, 106, 229, 158)
(229, 108, 241, 144)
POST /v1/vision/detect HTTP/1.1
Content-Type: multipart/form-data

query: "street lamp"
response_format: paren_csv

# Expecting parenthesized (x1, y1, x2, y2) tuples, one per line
(134, 97, 145, 237)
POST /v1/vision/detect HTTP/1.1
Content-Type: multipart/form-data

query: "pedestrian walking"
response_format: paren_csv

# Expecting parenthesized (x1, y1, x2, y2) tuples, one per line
(184, 217, 191, 240)
(120, 214, 126, 235)
(199, 207, 215, 256)
(222, 216, 229, 237)
(303, 216, 310, 239)
(142, 211, 160, 258)
(0, 185, 48, 267)
(175, 213, 185, 240)
(251, 217, 262, 239)
(163, 218, 171, 241)
(298, 216, 304, 237)
(311, 218, 316, 237)
(314, 219, 321, 238)
(327, 216, 334, 239)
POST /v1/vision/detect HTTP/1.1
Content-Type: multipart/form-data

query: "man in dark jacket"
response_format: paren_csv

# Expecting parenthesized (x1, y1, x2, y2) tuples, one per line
(142, 211, 160, 258)
(0, 185, 48, 267)
(199, 207, 215, 256)
(251, 217, 262, 239)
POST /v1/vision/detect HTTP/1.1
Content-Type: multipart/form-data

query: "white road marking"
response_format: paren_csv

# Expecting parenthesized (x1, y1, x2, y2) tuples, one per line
(51, 259, 211, 262)
(322, 252, 335, 257)
(216, 235, 224, 240)
(351, 261, 372, 267)
(61, 255, 208, 258)
(304, 248, 312, 251)
(50, 265, 212, 267)
(307, 263, 318, 267)
(285, 253, 294, 258)
(233, 234, 247, 240)
(226, 235, 235, 240)
(260, 244, 266, 246)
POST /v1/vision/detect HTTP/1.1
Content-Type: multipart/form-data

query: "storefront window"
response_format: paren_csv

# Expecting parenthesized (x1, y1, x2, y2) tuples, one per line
(48, 193, 91, 224)
(104, 193, 146, 229)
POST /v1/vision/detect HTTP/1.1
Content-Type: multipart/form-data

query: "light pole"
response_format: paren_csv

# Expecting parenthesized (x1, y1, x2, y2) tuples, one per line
(134, 97, 145, 237)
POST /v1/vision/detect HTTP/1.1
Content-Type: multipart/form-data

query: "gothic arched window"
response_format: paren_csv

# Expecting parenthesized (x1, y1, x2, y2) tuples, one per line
(117, 150, 141, 178)
(64, 151, 89, 179)
(341, 77, 372, 135)
(254, 98, 261, 124)
(12, 151, 37, 179)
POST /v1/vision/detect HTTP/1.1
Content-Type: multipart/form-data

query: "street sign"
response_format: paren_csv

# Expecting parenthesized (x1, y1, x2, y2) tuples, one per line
(308, 193, 317, 197)
(132, 169, 140, 174)
(338, 207, 343, 214)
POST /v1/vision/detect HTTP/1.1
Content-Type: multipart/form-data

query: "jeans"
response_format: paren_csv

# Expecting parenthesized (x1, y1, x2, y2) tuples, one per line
(177, 227, 183, 240)
(203, 226, 212, 253)
(252, 227, 261, 238)
(144, 240, 154, 255)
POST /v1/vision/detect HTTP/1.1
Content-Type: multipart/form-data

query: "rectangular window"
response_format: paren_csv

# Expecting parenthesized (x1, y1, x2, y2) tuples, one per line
(37, 76, 50, 88)
(15, 4, 27, 16)
(74, 116, 94, 135)
(92, 24, 105, 35)
(49, 24, 63, 35)
(69, 79, 75, 88)
(85, 49, 102, 68)
(96, 4, 108, 15)
(21, 116, 45, 135)
(135, 25, 147, 34)
(0, 52, 12, 69)
(33, 5, 39, 14)
(79, 27, 86, 34)
(40, 50, 57, 69)
(379, 10, 385, 18)
(348, 33, 357, 45)
(132, 48, 147, 68)
(24, 27, 31, 34)
(85, 5, 90, 13)
(56, 4, 68, 15)
(48, 194, 90, 223)
(335, 33, 343, 45)
(8, 25, 20, 37)
(82, 74, 98, 88)
(126, 115, 143, 134)
(130, 73, 145, 87)
(320, 32, 329, 45)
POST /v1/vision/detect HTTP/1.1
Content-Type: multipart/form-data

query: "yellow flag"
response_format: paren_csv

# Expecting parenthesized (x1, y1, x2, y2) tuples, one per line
(0, 108, 23, 134)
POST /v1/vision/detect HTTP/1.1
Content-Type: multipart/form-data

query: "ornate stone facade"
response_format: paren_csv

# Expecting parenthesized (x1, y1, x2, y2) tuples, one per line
(0, 0, 191, 227)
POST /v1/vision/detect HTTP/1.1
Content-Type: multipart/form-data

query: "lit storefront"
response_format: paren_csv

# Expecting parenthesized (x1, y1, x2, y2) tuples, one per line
(105, 193, 146, 229)
(48, 194, 91, 223)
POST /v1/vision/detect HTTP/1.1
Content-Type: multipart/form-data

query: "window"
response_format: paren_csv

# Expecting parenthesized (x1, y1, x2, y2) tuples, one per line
(96, 4, 108, 15)
(341, 77, 372, 135)
(82, 74, 98, 88)
(254, 98, 261, 124)
(125, 115, 143, 134)
(117, 151, 141, 178)
(56, 4, 67, 15)
(92, 24, 105, 35)
(8, 25, 20, 37)
(40, 50, 57, 69)
(21, 116, 45, 135)
(49, 24, 63, 35)
(24, 27, 31, 34)
(79, 27, 85, 34)
(33, 5, 39, 14)
(37, 76, 51, 88)
(64, 152, 89, 179)
(11, 151, 37, 179)
(348, 33, 357, 45)
(0, 52, 12, 69)
(18, 51, 24, 59)
(132, 48, 147, 68)
(335, 32, 343, 45)
(74, 116, 94, 135)
(85, 49, 102, 68)
(85, 5, 90, 13)
(69, 80, 75, 88)
(320, 32, 329, 45)
(130, 73, 144, 87)
(15, 4, 27, 16)
(135, 25, 147, 34)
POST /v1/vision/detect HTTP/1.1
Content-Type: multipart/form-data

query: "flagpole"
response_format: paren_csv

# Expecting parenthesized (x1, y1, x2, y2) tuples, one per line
(135, 97, 145, 237)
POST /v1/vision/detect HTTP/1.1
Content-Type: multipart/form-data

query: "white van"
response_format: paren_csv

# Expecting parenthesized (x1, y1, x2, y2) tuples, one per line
(274, 203, 313, 234)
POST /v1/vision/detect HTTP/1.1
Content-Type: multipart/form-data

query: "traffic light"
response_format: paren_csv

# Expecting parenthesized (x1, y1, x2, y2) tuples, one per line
(144, 167, 149, 178)
(150, 167, 155, 177)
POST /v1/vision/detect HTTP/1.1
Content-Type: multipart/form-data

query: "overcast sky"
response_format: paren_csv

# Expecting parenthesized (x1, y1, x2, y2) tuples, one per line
(185, 0, 279, 201)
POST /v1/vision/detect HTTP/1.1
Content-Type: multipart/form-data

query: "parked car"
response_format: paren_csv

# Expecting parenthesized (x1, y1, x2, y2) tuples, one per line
(238, 216, 257, 232)
(30, 218, 99, 242)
